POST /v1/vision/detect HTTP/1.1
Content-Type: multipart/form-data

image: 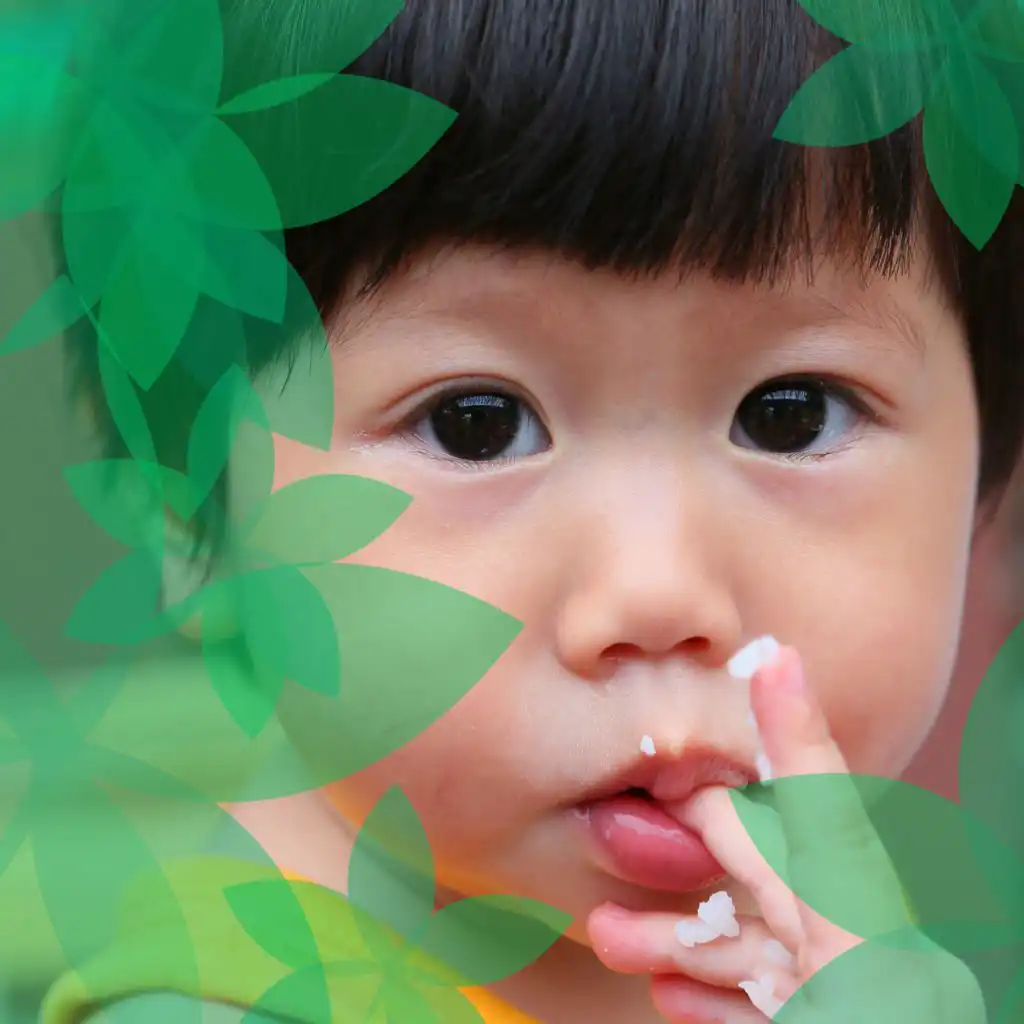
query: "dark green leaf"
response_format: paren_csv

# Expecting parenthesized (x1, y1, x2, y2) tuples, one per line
(943, 50, 1020, 183)
(97, 226, 200, 389)
(963, 0, 1024, 63)
(219, 74, 337, 116)
(793, 0, 959, 47)
(202, 598, 284, 737)
(348, 787, 435, 950)
(0, 273, 87, 356)
(219, 0, 404, 101)
(379, 980, 441, 1024)
(237, 567, 341, 698)
(0, 52, 84, 219)
(171, 116, 282, 231)
(774, 44, 937, 146)
(243, 475, 411, 564)
(245, 964, 375, 1024)
(923, 81, 1017, 248)
(63, 459, 162, 548)
(109, 0, 224, 115)
(225, 76, 457, 228)
(95, 337, 158, 465)
(225, 879, 323, 970)
(414, 895, 571, 986)
(187, 364, 260, 506)
(64, 551, 168, 645)
(277, 564, 521, 779)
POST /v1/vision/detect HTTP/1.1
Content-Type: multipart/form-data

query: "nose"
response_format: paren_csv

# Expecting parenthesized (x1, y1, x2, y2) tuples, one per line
(555, 468, 743, 678)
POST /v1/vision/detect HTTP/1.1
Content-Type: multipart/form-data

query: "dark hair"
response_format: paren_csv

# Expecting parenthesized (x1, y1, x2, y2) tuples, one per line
(71, 0, 1024, 530)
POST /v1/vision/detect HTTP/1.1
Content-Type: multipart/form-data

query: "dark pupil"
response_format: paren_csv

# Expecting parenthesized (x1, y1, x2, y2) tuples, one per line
(737, 381, 826, 453)
(431, 393, 521, 460)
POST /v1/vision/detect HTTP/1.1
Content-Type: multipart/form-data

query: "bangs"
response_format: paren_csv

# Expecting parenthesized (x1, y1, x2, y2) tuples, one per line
(250, 0, 944, 311)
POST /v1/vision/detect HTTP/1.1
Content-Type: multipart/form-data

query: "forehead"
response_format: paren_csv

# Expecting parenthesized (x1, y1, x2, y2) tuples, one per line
(334, 242, 950, 369)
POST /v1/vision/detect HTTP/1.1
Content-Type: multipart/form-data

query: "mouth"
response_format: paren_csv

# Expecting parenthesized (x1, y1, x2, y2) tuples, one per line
(573, 750, 755, 894)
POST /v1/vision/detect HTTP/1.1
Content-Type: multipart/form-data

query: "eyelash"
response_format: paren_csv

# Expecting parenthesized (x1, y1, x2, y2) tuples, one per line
(397, 375, 880, 468)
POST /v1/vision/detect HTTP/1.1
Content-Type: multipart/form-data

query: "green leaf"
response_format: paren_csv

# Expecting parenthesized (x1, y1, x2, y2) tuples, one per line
(944, 50, 1020, 183)
(348, 788, 436, 950)
(960, 620, 1024, 892)
(793, 0, 960, 47)
(108, 0, 224, 115)
(774, 44, 937, 146)
(202, 597, 285, 737)
(225, 76, 457, 228)
(250, 269, 334, 450)
(187, 364, 262, 509)
(190, 225, 290, 323)
(923, 81, 1017, 248)
(730, 777, 1012, 942)
(226, 416, 277, 530)
(276, 564, 522, 779)
(414, 895, 571, 986)
(412, 987, 487, 1024)
(963, 0, 1024, 62)
(225, 879, 323, 970)
(244, 475, 411, 564)
(379, 980, 442, 1024)
(246, 963, 375, 1024)
(97, 226, 200, 389)
(63, 459, 163, 548)
(171, 116, 282, 231)
(237, 567, 341, 699)
(95, 338, 158, 465)
(0, 616, 48, 689)
(64, 551, 167, 646)
(0, 273, 88, 356)
(219, 74, 337, 116)
(219, 0, 404, 101)
(0, 52, 83, 219)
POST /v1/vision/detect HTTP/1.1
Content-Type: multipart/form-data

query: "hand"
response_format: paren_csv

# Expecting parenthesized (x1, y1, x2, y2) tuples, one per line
(587, 646, 985, 1022)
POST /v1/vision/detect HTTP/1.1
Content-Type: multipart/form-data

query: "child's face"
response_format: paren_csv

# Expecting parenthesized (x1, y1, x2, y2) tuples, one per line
(272, 242, 980, 935)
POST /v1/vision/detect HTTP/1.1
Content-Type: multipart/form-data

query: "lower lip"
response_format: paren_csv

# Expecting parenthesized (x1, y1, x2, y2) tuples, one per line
(577, 794, 725, 893)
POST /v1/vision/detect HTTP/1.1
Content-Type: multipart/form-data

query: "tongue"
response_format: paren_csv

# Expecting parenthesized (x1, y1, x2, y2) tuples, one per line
(586, 793, 725, 893)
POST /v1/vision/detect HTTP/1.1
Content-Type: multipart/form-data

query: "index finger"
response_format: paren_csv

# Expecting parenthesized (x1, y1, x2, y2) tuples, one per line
(753, 646, 914, 945)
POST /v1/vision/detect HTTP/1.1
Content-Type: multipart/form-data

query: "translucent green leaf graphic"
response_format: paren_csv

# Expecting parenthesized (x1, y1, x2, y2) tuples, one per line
(97, 231, 200, 389)
(0, 272, 86, 356)
(416, 895, 572, 986)
(792, 0, 959, 47)
(225, 76, 457, 228)
(278, 564, 522, 780)
(168, 115, 282, 232)
(962, 0, 1024, 63)
(237, 566, 341, 698)
(224, 878, 323, 970)
(944, 50, 1020, 185)
(0, 52, 82, 220)
(109, 0, 224, 115)
(776, 931, 987, 1022)
(62, 459, 162, 549)
(923, 82, 1017, 249)
(243, 475, 412, 565)
(348, 787, 436, 948)
(774, 44, 937, 146)
(218, 0, 405, 104)
(190, 225, 290, 323)
(218, 74, 337, 117)
(243, 964, 341, 1024)
(64, 550, 165, 646)
(95, 337, 158, 466)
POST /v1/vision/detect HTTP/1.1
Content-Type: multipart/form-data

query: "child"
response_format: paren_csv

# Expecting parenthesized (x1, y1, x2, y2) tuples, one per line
(49, 0, 1024, 1020)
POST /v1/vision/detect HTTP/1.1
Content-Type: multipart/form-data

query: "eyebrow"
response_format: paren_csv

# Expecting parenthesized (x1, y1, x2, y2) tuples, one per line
(800, 293, 928, 363)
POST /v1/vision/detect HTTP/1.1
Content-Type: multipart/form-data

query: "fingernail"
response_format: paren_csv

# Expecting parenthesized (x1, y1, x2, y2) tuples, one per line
(728, 635, 781, 681)
(763, 939, 795, 968)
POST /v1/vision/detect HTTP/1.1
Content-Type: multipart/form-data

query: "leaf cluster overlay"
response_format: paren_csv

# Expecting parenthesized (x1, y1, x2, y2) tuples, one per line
(780, 0, 1024, 247)
(0, 1, 1020, 1022)
(0, 1, 569, 1021)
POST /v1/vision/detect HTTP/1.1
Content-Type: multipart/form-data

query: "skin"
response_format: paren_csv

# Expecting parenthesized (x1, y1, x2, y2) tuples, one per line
(229, 238, 986, 1022)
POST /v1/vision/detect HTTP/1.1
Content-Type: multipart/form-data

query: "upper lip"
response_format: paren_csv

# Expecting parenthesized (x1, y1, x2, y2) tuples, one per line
(579, 747, 757, 806)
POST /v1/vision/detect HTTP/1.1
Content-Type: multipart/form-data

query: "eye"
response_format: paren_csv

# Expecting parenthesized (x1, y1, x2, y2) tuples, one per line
(730, 377, 871, 459)
(407, 388, 551, 465)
